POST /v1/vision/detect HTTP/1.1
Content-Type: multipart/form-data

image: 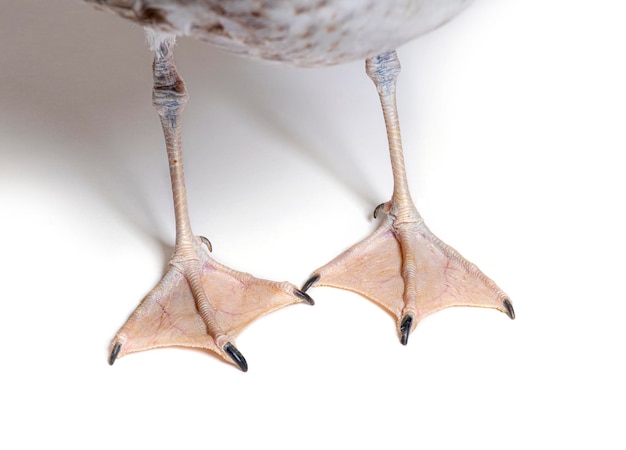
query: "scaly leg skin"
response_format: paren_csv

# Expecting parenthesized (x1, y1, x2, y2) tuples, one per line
(302, 51, 514, 345)
(109, 31, 313, 372)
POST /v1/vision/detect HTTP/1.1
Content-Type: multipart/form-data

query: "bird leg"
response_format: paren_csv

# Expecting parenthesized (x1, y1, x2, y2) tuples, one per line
(108, 33, 313, 371)
(303, 51, 514, 345)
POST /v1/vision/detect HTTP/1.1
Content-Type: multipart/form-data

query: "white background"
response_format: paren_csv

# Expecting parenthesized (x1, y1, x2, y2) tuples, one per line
(1, 0, 625, 448)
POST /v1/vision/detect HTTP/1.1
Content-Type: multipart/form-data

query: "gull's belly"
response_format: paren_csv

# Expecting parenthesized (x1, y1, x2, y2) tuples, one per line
(89, 0, 472, 66)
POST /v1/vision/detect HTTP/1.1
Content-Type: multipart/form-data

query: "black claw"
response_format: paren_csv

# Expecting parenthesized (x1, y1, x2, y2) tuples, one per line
(294, 289, 315, 305)
(302, 274, 320, 292)
(373, 203, 386, 219)
(199, 236, 213, 252)
(400, 315, 413, 346)
(503, 299, 515, 320)
(224, 342, 248, 372)
(109, 342, 121, 366)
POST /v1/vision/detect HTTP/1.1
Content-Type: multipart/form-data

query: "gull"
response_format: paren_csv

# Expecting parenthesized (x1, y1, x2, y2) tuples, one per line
(86, 0, 515, 371)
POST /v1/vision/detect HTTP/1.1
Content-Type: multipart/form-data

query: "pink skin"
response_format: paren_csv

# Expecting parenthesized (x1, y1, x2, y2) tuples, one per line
(305, 52, 514, 344)
(109, 35, 312, 371)
(91, 1, 514, 368)
(111, 45, 513, 368)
